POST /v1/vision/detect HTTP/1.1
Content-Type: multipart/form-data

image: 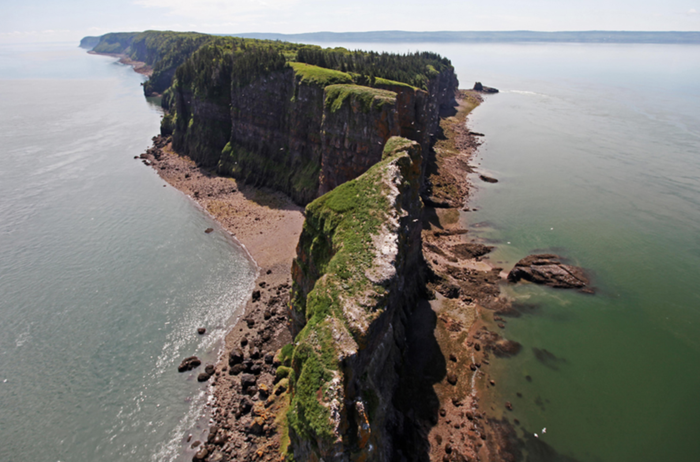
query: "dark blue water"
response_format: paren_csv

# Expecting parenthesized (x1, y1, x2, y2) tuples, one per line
(0, 43, 257, 462)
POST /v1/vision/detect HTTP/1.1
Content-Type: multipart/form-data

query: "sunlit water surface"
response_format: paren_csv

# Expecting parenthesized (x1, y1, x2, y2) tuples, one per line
(0, 43, 256, 462)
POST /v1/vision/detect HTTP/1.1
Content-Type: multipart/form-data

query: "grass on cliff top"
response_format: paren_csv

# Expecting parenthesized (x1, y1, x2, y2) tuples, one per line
(324, 84, 396, 114)
(290, 62, 353, 87)
(286, 139, 417, 449)
(374, 76, 419, 91)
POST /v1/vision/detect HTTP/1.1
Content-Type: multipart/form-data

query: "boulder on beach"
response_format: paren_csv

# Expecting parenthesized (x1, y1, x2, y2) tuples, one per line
(507, 254, 592, 293)
(178, 356, 201, 372)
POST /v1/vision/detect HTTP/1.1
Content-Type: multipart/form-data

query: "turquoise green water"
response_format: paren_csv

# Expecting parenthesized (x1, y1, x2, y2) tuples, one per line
(316, 42, 700, 461)
(463, 46, 700, 461)
(0, 43, 257, 461)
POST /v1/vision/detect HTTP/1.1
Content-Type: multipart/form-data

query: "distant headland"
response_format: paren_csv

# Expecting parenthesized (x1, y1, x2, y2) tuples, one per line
(227, 30, 700, 44)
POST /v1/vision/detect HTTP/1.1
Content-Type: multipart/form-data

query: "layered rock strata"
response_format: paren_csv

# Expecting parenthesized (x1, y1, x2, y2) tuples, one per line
(174, 63, 457, 204)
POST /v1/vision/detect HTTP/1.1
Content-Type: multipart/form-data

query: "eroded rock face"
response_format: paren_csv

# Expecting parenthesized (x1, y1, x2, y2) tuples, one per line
(172, 64, 457, 206)
(507, 254, 592, 292)
(288, 138, 425, 461)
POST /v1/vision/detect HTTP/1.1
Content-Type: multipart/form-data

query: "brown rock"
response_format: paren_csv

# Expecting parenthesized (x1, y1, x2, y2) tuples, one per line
(178, 356, 201, 372)
(228, 348, 244, 366)
(507, 254, 592, 292)
(192, 447, 208, 461)
(447, 373, 458, 385)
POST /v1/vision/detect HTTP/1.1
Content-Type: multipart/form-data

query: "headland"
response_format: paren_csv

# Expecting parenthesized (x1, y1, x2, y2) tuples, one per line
(84, 30, 532, 461)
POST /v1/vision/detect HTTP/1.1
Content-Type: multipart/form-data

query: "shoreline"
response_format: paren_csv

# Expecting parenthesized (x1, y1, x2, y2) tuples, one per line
(88, 51, 153, 76)
(412, 90, 523, 461)
(137, 90, 519, 461)
(138, 137, 304, 460)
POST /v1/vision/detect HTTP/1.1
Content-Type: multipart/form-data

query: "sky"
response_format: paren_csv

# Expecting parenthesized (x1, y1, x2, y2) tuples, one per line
(1, 0, 699, 44)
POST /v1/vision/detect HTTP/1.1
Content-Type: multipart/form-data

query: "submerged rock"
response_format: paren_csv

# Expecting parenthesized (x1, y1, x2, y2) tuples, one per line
(507, 254, 592, 292)
(479, 174, 498, 183)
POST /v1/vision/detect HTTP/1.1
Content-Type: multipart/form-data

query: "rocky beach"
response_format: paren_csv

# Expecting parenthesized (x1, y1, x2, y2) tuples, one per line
(135, 88, 544, 461)
(84, 31, 600, 461)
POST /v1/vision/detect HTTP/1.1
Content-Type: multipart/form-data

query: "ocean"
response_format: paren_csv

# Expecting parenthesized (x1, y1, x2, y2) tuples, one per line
(1, 40, 699, 462)
(0, 43, 257, 461)
(314, 41, 699, 461)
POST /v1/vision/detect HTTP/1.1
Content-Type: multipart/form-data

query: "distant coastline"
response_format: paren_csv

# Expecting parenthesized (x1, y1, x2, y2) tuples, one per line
(228, 30, 700, 44)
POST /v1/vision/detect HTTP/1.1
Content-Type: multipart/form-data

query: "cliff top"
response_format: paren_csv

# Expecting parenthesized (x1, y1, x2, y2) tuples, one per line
(287, 137, 422, 450)
(83, 30, 453, 93)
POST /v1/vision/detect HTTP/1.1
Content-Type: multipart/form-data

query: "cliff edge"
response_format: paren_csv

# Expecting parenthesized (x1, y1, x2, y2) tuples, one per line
(287, 137, 424, 461)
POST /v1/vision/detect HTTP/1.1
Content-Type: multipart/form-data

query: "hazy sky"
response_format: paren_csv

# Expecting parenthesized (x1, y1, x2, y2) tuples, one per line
(2, 0, 699, 43)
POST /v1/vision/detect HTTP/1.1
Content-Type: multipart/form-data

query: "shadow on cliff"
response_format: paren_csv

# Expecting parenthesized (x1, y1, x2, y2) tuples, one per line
(392, 298, 446, 461)
(422, 207, 444, 231)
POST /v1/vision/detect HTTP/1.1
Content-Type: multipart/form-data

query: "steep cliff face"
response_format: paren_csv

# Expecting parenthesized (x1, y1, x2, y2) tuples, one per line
(217, 66, 327, 205)
(86, 31, 458, 205)
(318, 85, 400, 194)
(288, 137, 424, 461)
(217, 64, 457, 205)
(170, 43, 234, 167)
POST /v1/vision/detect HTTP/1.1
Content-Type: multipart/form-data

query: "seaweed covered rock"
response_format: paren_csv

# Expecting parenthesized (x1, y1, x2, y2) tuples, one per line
(507, 254, 592, 292)
(287, 137, 425, 461)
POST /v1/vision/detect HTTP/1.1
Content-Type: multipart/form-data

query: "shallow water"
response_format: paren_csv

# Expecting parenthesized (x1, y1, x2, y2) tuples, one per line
(0, 43, 256, 462)
(463, 44, 700, 462)
(2, 40, 699, 462)
(314, 41, 700, 461)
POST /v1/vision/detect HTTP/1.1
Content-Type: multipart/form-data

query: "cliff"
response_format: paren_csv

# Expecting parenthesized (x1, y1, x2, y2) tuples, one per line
(287, 137, 425, 461)
(83, 32, 465, 460)
(84, 31, 457, 205)
(180, 57, 457, 205)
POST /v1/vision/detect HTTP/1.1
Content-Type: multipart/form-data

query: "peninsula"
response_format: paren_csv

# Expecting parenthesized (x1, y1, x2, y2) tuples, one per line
(83, 30, 525, 461)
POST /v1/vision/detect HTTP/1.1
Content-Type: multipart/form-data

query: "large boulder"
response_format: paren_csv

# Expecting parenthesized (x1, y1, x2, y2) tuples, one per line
(177, 356, 201, 372)
(473, 82, 499, 93)
(507, 254, 592, 292)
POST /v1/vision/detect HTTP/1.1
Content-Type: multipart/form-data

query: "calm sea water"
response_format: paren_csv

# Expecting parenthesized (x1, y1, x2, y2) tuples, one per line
(0, 43, 257, 461)
(2, 40, 699, 462)
(314, 42, 699, 461)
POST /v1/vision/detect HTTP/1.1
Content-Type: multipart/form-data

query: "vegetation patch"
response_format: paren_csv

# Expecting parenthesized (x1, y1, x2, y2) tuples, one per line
(374, 77, 418, 90)
(285, 138, 420, 453)
(324, 84, 396, 114)
(290, 62, 353, 87)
